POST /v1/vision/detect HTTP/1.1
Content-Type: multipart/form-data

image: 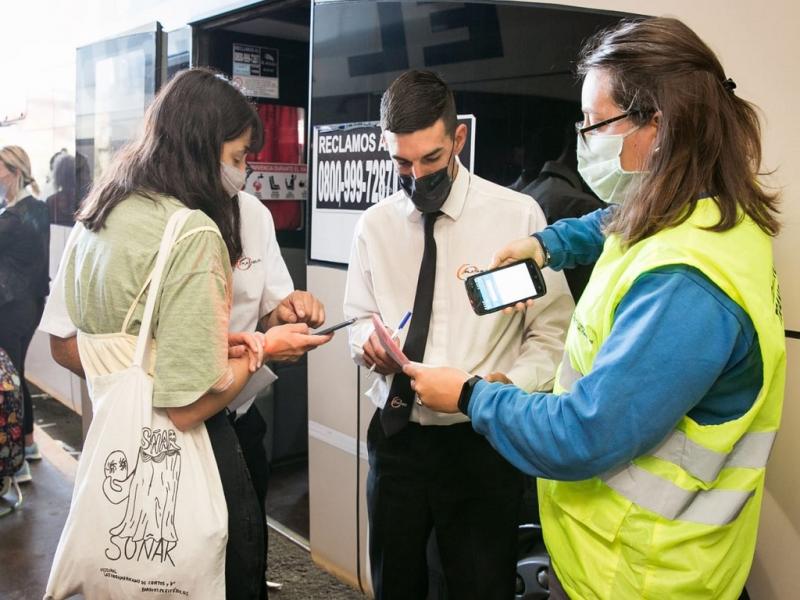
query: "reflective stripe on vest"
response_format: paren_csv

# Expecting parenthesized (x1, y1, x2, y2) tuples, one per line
(601, 464, 753, 526)
(557, 354, 776, 524)
(649, 429, 776, 483)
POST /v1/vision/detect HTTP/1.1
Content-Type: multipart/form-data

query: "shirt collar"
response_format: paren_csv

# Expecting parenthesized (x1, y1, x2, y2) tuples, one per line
(404, 156, 470, 223)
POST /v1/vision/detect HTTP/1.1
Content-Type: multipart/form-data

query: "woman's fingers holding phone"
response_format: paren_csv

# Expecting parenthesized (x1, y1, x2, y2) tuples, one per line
(501, 299, 535, 315)
(490, 236, 545, 269)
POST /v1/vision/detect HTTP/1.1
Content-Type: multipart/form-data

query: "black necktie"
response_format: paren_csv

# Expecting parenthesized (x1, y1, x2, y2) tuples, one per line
(381, 211, 441, 437)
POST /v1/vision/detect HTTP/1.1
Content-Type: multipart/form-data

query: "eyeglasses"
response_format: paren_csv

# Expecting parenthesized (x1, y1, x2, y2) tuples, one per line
(575, 112, 633, 142)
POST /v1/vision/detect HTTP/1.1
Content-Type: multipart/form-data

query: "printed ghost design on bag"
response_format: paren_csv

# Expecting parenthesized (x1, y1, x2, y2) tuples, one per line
(102, 427, 182, 566)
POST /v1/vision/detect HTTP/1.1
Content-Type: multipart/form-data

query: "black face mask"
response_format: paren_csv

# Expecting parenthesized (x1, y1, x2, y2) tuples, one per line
(398, 151, 455, 213)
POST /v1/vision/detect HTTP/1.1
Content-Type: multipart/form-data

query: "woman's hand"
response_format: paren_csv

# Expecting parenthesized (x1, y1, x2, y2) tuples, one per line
(263, 323, 332, 362)
(402, 363, 470, 414)
(490, 236, 546, 314)
(490, 235, 546, 269)
(228, 331, 264, 372)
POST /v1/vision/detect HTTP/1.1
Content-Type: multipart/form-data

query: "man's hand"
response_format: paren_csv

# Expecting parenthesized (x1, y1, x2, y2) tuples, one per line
(263, 323, 332, 362)
(402, 363, 470, 413)
(484, 372, 512, 384)
(362, 331, 403, 375)
(268, 291, 326, 328)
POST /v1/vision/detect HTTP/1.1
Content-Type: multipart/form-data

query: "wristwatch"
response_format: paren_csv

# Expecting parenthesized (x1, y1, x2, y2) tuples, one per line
(458, 375, 483, 416)
(532, 233, 550, 268)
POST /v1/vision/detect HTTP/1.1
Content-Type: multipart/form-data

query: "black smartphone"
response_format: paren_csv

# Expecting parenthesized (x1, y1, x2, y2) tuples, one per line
(313, 317, 357, 336)
(464, 259, 547, 315)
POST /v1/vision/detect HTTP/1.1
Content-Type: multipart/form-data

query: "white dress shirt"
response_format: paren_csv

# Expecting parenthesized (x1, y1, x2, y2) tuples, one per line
(40, 191, 294, 414)
(344, 159, 574, 426)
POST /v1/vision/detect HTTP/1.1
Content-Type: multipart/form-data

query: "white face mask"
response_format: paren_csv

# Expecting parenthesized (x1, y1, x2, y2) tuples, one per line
(576, 129, 645, 204)
(220, 162, 246, 197)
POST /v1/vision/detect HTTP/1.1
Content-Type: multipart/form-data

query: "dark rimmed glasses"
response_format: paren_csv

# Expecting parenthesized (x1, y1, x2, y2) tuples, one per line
(575, 112, 633, 142)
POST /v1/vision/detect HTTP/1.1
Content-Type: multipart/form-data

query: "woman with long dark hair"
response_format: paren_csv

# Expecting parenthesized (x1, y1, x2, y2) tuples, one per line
(404, 17, 784, 599)
(61, 67, 328, 598)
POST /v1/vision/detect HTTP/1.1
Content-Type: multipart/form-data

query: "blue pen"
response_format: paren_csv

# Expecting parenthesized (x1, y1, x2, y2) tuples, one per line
(392, 311, 413, 340)
(367, 310, 412, 375)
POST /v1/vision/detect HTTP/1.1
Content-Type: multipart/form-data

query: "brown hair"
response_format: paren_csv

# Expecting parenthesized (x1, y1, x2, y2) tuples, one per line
(0, 145, 40, 197)
(380, 70, 457, 137)
(578, 17, 780, 245)
(77, 68, 263, 263)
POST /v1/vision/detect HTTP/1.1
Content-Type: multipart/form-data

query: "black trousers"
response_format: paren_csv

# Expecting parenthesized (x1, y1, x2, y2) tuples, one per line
(206, 407, 269, 600)
(233, 404, 271, 584)
(367, 410, 522, 600)
(0, 298, 44, 437)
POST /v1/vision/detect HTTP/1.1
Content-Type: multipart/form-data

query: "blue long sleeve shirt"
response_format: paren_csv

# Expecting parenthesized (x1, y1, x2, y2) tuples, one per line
(469, 209, 762, 480)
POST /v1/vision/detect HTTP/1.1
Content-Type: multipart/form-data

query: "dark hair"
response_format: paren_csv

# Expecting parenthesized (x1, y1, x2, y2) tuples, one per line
(52, 152, 76, 200)
(577, 17, 780, 245)
(380, 70, 457, 137)
(77, 67, 263, 263)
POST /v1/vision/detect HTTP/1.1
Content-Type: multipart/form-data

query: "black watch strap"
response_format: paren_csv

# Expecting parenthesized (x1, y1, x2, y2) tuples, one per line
(458, 375, 483, 416)
(531, 233, 550, 267)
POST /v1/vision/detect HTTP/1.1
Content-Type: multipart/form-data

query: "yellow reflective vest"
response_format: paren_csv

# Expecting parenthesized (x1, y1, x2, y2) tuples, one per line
(541, 198, 786, 599)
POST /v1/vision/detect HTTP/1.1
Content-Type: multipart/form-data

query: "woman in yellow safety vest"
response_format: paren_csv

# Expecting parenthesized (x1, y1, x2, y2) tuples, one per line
(404, 16, 785, 600)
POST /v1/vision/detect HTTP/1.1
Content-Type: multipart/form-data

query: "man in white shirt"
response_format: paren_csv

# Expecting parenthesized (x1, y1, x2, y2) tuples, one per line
(344, 70, 573, 599)
(41, 190, 324, 597)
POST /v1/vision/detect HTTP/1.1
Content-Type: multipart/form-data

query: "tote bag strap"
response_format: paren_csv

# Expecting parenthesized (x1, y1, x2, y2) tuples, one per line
(132, 208, 193, 370)
(120, 225, 221, 335)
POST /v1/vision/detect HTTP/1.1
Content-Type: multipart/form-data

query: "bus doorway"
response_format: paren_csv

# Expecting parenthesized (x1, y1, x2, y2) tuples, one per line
(192, 0, 312, 543)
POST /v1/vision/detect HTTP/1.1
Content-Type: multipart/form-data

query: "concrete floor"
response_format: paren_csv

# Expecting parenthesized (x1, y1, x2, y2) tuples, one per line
(266, 460, 309, 540)
(0, 443, 74, 600)
(0, 419, 364, 600)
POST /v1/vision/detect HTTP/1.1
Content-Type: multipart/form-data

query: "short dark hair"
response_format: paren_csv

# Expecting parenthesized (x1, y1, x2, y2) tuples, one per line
(77, 67, 263, 263)
(380, 70, 457, 137)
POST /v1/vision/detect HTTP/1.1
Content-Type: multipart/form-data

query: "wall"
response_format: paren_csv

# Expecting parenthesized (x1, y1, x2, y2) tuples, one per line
(306, 263, 373, 595)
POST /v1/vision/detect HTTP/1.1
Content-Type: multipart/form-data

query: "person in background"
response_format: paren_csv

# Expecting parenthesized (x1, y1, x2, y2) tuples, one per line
(42, 67, 331, 599)
(404, 17, 784, 600)
(344, 69, 573, 600)
(46, 151, 78, 226)
(521, 124, 607, 301)
(0, 145, 49, 483)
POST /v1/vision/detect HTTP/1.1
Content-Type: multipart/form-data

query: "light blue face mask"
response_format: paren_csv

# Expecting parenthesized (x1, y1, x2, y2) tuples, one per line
(576, 128, 646, 204)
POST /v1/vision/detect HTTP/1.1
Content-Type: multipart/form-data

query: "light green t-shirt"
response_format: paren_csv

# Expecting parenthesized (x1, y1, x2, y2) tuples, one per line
(66, 193, 232, 408)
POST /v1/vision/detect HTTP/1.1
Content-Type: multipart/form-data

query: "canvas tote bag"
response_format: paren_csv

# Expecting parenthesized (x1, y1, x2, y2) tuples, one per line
(45, 209, 228, 599)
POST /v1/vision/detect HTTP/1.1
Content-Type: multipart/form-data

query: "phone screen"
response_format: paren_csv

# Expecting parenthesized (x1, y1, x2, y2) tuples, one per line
(474, 262, 539, 311)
